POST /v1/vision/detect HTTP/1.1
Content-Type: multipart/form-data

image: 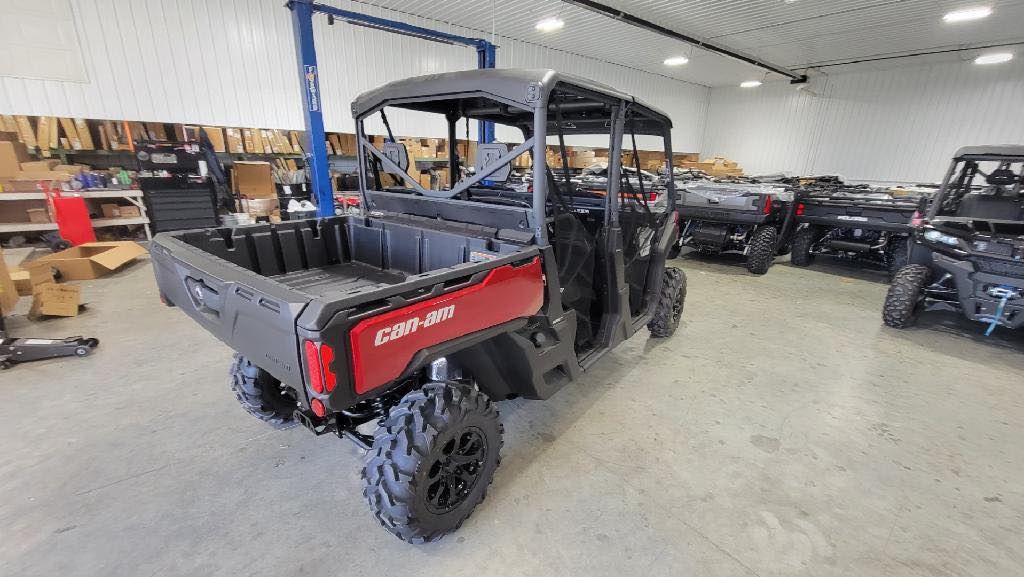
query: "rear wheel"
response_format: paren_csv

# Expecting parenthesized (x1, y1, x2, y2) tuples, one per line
(745, 227, 778, 275)
(362, 382, 502, 543)
(648, 267, 686, 337)
(229, 354, 296, 425)
(883, 265, 932, 328)
(887, 237, 909, 279)
(790, 226, 818, 267)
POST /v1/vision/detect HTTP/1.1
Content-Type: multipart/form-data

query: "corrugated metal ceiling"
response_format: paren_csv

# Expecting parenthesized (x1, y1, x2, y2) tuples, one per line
(355, 0, 1024, 86)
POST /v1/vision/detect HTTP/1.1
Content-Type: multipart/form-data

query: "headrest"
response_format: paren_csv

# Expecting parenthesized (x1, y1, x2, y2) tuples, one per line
(381, 141, 410, 177)
(476, 143, 513, 183)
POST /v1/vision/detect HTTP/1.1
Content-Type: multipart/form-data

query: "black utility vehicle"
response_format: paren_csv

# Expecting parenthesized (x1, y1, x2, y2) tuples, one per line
(671, 182, 796, 274)
(791, 186, 923, 276)
(884, 146, 1024, 333)
(150, 69, 686, 543)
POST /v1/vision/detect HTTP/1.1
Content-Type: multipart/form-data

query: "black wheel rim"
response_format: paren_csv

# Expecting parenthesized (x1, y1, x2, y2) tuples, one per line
(425, 427, 487, 514)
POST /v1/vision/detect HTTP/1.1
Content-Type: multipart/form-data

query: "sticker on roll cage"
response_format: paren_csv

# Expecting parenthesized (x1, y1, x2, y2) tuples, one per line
(373, 305, 456, 346)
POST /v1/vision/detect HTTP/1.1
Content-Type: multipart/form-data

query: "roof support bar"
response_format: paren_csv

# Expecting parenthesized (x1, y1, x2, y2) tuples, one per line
(562, 0, 805, 82)
(286, 0, 499, 216)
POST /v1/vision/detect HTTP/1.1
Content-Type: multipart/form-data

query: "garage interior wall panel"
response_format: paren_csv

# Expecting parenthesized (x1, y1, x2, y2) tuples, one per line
(703, 59, 1024, 184)
(0, 0, 709, 152)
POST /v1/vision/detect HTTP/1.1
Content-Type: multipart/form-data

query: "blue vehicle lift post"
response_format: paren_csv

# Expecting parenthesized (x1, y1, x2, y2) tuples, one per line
(287, 0, 498, 217)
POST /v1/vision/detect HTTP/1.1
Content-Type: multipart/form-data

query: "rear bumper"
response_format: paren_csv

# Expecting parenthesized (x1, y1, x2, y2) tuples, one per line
(678, 208, 769, 226)
(798, 215, 911, 233)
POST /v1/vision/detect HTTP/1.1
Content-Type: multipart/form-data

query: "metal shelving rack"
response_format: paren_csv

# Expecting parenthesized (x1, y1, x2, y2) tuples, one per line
(0, 188, 152, 239)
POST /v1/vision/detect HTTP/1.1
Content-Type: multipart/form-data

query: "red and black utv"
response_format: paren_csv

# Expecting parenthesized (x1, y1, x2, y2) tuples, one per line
(150, 69, 686, 542)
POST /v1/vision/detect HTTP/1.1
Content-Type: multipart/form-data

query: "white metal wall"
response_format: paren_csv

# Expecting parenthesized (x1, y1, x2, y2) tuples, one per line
(703, 59, 1024, 184)
(0, 0, 709, 152)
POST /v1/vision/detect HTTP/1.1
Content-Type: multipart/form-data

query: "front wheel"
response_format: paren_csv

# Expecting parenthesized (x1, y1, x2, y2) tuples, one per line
(648, 267, 687, 337)
(362, 383, 502, 543)
(883, 265, 932, 328)
(745, 227, 778, 275)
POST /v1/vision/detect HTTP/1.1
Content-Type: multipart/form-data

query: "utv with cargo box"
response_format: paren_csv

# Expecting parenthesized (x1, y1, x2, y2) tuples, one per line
(884, 146, 1024, 333)
(671, 182, 796, 274)
(151, 69, 686, 543)
(790, 186, 923, 277)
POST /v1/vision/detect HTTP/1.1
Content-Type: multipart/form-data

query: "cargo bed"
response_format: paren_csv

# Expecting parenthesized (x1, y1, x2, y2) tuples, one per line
(150, 215, 538, 388)
(797, 192, 921, 232)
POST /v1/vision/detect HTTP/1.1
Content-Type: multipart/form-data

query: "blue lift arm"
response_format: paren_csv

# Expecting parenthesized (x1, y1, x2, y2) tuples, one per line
(287, 0, 498, 216)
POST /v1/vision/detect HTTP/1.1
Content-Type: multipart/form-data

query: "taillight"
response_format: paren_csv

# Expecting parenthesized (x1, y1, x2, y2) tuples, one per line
(310, 398, 326, 417)
(910, 210, 923, 227)
(303, 340, 324, 394)
(648, 192, 658, 202)
(320, 343, 336, 392)
(796, 202, 805, 216)
(763, 196, 773, 215)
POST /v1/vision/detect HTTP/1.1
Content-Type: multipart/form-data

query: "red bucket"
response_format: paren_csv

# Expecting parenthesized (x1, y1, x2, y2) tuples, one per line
(43, 182, 96, 246)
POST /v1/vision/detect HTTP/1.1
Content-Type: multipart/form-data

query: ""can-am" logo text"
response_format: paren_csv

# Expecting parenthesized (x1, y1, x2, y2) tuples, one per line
(374, 305, 456, 346)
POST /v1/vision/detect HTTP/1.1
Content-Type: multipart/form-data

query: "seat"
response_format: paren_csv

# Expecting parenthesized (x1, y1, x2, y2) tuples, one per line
(956, 193, 1022, 220)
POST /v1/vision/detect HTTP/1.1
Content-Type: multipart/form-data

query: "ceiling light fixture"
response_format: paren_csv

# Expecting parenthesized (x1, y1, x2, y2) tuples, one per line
(535, 17, 565, 32)
(974, 52, 1013, 65)
(664, 56, 689, 66)
(740, 80, 762, 88)
(942, 6, 992, 22)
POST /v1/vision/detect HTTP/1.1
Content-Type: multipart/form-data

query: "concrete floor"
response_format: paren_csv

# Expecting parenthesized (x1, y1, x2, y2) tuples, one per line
(1, 250, 1022, 577)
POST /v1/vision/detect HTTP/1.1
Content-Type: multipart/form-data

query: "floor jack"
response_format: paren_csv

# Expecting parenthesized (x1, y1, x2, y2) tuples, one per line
(0, 314, 98, 369)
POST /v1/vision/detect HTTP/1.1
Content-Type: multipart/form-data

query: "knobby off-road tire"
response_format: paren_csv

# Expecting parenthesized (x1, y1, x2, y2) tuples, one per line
(883, 265, 932, 328)
(229, 354, 296, 425)
(790, 226, 818, 267)
(887, 237, 910, 279)
(746, 227, 778, 275)
(648, 267, 687, 337)
(362, 382, 503, 544)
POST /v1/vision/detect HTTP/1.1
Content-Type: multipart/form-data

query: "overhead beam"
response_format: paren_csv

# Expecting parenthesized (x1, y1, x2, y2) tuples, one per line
(561, 0, 805, 81)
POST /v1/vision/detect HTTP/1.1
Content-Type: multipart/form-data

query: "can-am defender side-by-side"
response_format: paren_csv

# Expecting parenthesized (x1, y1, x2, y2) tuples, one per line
(884, 146, 1024, 333)
(671, 182, 796, 274)
(150, 69, 686, 543)
(790, 186, 924, 277)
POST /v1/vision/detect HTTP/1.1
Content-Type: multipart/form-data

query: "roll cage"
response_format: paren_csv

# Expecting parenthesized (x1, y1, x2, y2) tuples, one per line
(351, 69, 677, 245)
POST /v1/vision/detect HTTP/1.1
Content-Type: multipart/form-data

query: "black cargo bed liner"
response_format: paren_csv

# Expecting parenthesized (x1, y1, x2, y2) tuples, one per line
(273, 262, 406, 296)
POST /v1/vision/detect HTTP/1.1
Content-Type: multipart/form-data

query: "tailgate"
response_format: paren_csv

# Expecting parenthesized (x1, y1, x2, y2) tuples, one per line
(150, 235, 310, 386)
(800, 198, 917, 230)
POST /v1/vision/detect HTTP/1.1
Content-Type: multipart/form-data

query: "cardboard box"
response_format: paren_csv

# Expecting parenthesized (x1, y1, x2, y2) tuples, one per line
(20, 160, 60, 172)
(26, 208, 50, 223)
(233, 161, 275, 199)
(0, 179, 43, 193)
(100, 203, 121, 218)
(14, 171, 73, 182)
(338, 133, 357, 156)
(242, 197, 278, 217)
(225, 128, 245, 153)
(10, 265, 53, 296)
(242, 129, 258, 153)
(119, 205, 141, 218)
(202, 127, 226, 152)
(29, 283, 81, 319)
(0, 140, 31, 177)
(53, 164, 85, 175)
(0, 248, 18, 315)
(22, 241, 147, 281)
